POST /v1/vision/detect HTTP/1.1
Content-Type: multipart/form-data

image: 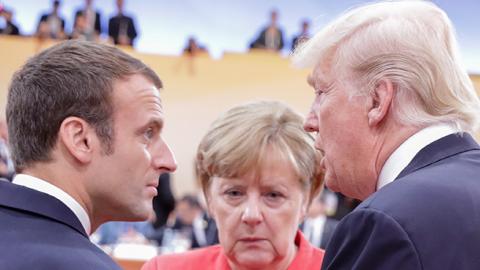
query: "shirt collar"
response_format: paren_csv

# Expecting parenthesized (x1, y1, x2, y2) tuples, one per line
(377, 124, 458, 191)
(12, 173, 91, 234)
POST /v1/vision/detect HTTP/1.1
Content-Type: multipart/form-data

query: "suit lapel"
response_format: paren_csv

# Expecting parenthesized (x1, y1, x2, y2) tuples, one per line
(0, 181, 88, 237)
(396, 133, 480, 179)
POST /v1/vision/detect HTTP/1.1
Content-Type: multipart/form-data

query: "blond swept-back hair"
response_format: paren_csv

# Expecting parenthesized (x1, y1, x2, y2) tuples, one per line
(293, 0, 480, 132)
(196, 100, 323, 205)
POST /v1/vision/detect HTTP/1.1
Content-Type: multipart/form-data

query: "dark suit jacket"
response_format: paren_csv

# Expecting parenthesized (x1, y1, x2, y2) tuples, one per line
(0, 181, 121, 269)
(320, 218, 339, 249)
(75, 9, 102, 34)
(108, 14, 137, 46)
(249, 26, 284, 51)
(322, 133, 480, 270)
(152, 173, 175, 229)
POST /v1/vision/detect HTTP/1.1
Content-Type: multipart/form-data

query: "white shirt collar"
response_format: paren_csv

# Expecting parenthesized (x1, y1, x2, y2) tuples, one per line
(12, 174, 91, 235)
(377, 124, 458, 191)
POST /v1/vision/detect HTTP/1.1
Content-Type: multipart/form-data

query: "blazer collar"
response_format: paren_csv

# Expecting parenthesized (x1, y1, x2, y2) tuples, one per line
(396, 133, 480, 180)
(0, 181, 88, 237)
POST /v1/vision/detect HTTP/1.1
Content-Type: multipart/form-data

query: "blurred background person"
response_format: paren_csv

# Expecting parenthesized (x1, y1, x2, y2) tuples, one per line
(74, 0, 102, 38)
(183, 36, 208, 56)
(178, 36, 209, 76)
(143, 100, 325, 270)
(300, 192, 339, 249)
(0, 8, 19, 36)
(152, 173, 176, 229)
(108, 0, 137, 46)
(70, 13, 95, 41)
(36, 0, 66, 39)
(249, 9, 284, 52)
(291, 19, 310, 51)
(95, 212, 156, 246)
(154, 194, 218, 251)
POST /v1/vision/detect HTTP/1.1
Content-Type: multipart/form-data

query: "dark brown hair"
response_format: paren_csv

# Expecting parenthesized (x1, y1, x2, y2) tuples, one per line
(7, 40, 162, 172)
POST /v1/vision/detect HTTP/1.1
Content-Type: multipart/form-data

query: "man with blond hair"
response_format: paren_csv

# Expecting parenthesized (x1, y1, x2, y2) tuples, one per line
(294, 1, 480, 269)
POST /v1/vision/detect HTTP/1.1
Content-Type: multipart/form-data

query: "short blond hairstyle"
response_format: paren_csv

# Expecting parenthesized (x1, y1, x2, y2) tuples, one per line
(293, 0, 480, 132)
(196, 100, 323, 205)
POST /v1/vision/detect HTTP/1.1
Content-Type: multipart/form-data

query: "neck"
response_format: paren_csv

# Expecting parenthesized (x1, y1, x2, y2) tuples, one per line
(22, 162, 95, 230)
(373, 123, 420, 185)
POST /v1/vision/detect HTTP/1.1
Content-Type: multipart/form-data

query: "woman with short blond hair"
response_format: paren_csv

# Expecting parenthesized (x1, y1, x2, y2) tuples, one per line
(143, 100, 325, 270)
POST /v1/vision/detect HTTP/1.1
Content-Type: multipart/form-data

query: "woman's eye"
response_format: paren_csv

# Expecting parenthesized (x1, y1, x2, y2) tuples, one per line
(225, 190, 243, 197)
(265, 191, 285, 201)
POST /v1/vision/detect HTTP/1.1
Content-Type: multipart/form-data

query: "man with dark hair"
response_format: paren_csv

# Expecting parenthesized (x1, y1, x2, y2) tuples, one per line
(0, 40, 177, 269)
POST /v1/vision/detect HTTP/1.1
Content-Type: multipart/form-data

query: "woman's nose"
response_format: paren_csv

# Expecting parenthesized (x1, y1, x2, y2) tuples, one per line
(241, 197, 263, 226)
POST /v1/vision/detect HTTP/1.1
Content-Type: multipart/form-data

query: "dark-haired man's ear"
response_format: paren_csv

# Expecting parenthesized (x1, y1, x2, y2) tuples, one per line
(367, 79, 395, 127)
(58, 117, 95, 164)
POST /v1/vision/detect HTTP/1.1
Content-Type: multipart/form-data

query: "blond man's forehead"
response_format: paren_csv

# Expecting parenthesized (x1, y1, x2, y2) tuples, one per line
(308, 62, 334, 89)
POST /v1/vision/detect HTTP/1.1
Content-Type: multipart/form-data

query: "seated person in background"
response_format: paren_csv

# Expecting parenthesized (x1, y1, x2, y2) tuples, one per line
(300, 192, 339, 249)
(249, 9, 284, 51)
(95, 217, 155, 246)
(152, 194, 218, 251)
(143, 100, 325, 270)
(36, 0, 66, 39)
(0, 9, 20, 36)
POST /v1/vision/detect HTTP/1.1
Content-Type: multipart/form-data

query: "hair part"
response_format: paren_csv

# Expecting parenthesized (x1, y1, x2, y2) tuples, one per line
(293, 0, 480, 132)
(196, 100, 323, 206)
(7, 40, 162, 172)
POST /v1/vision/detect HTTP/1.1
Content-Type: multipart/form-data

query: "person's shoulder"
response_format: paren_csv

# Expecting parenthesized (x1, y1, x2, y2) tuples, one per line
(358, 177, 443, 219)
(0, 239, 120, 270)
(365, 161, 480, 212)
(350, 152, 480, 234)
(142, 245, 223, 270)
(46, 251, 121, 270)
